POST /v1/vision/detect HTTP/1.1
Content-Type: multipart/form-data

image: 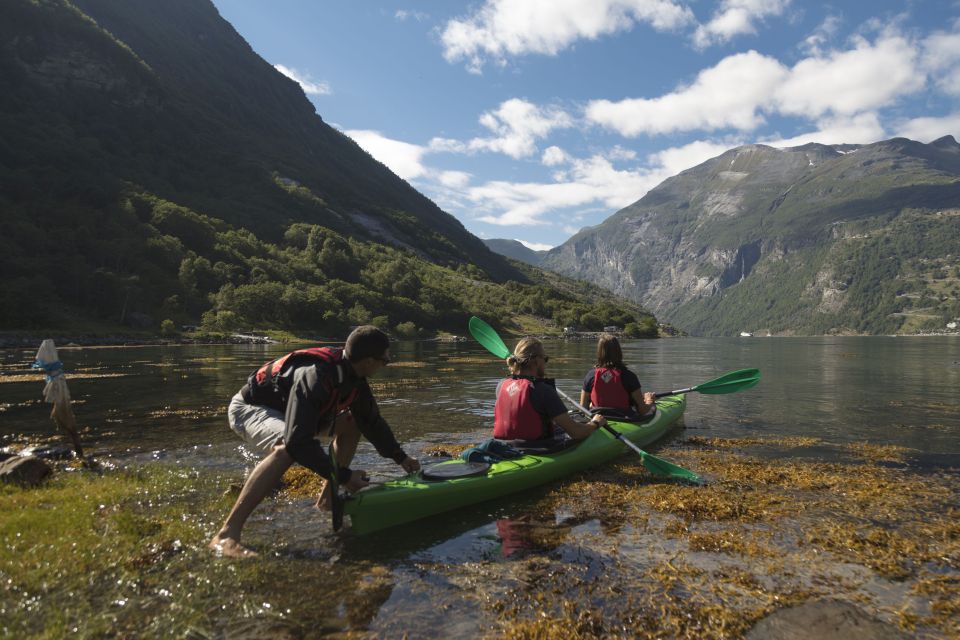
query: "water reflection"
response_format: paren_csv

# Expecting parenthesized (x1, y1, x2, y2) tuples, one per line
(2, 337, 959, 461)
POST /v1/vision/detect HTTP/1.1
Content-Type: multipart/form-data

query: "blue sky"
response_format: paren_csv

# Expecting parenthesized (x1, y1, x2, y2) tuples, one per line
(210, 0, 960, 250)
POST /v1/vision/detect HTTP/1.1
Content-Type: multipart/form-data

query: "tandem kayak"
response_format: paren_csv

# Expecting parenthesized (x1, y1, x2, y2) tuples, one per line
(343, 394, 686, 535)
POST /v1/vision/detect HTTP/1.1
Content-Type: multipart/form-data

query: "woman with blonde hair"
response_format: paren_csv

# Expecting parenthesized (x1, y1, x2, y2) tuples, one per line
(580, 334, 655, 417)
(494, 337, 606, 441)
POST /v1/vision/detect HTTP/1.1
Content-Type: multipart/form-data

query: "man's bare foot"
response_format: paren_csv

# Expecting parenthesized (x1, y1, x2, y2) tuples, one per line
(314, 481, 333, 511)
(208, 535, 258, 558)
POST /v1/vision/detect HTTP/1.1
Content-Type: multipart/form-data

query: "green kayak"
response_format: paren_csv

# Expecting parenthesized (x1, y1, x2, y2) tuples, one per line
(343, 394, 686, 535)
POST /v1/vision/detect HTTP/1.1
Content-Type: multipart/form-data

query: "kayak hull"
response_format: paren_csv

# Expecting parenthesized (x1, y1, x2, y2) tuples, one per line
(343, 395, 686, 535)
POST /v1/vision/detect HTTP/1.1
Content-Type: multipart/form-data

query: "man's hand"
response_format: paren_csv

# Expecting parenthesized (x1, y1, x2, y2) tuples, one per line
(400, 456, 421, 473)
(344, 470, 370, 493)
(589, 414, 608, 429)
(643, 391, 656, 406)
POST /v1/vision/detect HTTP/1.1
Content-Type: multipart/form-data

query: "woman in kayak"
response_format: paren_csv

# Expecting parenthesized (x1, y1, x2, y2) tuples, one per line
(494, 337, 606, 441)
(580, 334, 656, 417)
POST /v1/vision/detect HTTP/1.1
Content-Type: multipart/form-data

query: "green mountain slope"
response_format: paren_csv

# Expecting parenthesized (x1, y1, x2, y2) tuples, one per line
(482, 239, 546, 266)
(0, 0, 654, 337)
(541, 138, 960, 335)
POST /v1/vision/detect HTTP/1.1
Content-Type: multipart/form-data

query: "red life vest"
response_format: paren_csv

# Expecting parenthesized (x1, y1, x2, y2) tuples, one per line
(253, 347, 359, 413)
(590, 367, 631, 410)
(494, 376, 549, 440)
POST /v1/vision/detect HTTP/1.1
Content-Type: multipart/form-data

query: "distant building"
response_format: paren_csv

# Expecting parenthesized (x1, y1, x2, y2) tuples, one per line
(740, 331, 753, 337)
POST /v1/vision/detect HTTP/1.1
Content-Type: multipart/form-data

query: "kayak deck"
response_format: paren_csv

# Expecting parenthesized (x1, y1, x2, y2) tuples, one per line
(343, 394, 686, 535)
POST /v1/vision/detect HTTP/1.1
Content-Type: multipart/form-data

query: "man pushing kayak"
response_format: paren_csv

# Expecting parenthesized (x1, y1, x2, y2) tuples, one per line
(209, 325, 420, 558)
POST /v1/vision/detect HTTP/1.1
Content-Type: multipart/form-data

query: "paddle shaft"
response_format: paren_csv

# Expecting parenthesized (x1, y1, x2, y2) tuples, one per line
(554, 387, 650, 458)
(654, 386, 694, 399)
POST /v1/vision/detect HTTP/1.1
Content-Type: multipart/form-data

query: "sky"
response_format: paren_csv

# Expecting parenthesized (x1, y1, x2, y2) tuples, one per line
(210, 0, 960, 250)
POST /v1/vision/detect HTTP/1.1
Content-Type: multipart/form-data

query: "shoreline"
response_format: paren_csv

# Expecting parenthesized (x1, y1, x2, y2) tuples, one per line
(2, 330, 957, 351)
(0, 333, 278, 350)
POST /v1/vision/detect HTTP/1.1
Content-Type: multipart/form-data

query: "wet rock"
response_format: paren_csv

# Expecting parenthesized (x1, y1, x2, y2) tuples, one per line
(0, 455, 53, 486)
(19, 443, 75, 460)
(746, 599, 909, 640)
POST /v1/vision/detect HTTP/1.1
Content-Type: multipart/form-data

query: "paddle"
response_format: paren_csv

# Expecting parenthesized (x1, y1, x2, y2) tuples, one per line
(468, 317, 760, 400)
(553, 386, 700, 482)
(653, 368, 760, 398)
(467, 316, 699, 481)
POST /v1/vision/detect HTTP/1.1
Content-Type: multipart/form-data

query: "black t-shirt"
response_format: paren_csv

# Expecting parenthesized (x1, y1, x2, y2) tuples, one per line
(582, 366, 642, 395)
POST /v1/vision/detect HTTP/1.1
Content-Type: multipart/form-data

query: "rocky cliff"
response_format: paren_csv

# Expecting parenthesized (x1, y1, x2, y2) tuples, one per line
(542, 137, 960, 335)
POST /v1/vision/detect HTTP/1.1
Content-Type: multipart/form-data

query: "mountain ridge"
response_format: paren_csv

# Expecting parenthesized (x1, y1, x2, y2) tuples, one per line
(0, 0, 657, 337)
(542, 136, 960, 335)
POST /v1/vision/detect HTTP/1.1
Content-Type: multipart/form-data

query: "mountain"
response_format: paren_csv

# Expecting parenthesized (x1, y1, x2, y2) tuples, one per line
(1, 0, 508, 272)
(542, 137, 960, 335)
(0, 0, 655, 337)
(483, 239, 546, 266)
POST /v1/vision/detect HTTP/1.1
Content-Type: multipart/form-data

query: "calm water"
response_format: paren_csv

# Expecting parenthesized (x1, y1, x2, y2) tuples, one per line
(3, 336, 959, 462)
(2, 336, 959, 637)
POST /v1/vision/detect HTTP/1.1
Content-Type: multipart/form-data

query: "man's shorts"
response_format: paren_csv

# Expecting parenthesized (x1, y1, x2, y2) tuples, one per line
(227, 391, 285, 452)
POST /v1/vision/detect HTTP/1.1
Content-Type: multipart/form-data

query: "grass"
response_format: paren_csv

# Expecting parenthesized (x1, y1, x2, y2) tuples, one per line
(0, 466, 236, 637)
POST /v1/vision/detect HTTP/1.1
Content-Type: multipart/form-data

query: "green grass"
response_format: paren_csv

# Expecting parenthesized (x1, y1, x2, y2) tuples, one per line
(0, 466, 236, 637)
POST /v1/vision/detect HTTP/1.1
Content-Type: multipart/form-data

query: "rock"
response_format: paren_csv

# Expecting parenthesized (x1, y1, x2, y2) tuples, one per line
(0, 456, 53, 486)
(19, 443, 75, 460)
(746, 600, 909, 640)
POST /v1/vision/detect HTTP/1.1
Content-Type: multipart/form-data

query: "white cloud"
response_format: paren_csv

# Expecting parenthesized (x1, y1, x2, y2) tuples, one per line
(438, 170, 472, 188)
(762, 112, 887, 147)
(693, 0, 791, 49)
(468, 99, 573, 158)
(586, 50, 787, 135)
(345, 129, 428, 179)
(801, 14, 842, 56)
(605, 145, 638, 161)
(587, 33, 927, 137)
(395, 9, 428, 22)
(427, 137, 469, 153)
(440, 0, 695, 73)
(542, 146, 570, 166)
(273, 64, 331, 95)
(894, 113, 960, 143)
(648, 139, 741, 175)
(923, 27, 960, 96)
(470, 148, 693, 226)
(517, 239, 553, 251)
(773, 35, 924, 117)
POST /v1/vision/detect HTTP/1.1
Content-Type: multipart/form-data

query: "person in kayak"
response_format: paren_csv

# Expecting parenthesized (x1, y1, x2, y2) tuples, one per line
(494, 337, 606, 441)
(209, 325, 421, 558)
(580, 333, 656, 417)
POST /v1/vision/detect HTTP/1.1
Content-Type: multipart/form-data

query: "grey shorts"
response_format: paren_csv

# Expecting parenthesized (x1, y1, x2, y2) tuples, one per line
(227, 391, 285, 452)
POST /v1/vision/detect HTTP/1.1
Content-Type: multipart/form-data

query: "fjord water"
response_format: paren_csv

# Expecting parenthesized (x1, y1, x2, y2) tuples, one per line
(2, 336, 959, 637)
(3, 336, 959, 460)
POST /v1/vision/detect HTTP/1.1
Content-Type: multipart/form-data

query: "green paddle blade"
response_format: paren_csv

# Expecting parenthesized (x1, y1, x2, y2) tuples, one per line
(469, 316, 511, 359)
(691, 368, 760, 395)
(602, 423, 700, 482)
(639, 450, 700, 482)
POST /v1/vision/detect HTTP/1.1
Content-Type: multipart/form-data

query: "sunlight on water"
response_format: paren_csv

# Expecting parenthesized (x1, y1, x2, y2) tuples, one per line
(1, 337, 958, 638)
